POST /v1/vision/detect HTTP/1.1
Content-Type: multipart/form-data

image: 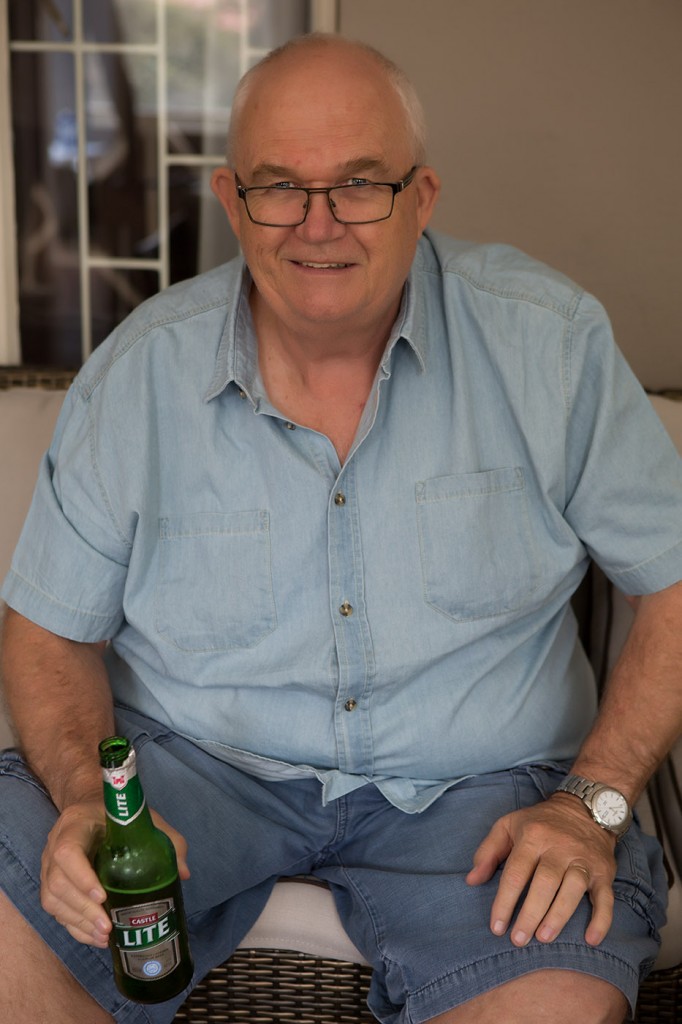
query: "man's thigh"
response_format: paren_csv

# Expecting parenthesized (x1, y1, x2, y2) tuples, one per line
(321, 765, 666, 1024)
(0, 711, 340, 1023)
(428, 970, 627, 1024)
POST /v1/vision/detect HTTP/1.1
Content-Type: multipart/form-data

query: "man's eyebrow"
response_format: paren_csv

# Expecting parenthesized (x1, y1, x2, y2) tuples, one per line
(249, 164, 296, 181)
(248, 158, 391, 183)
(336, 158, 390, 178)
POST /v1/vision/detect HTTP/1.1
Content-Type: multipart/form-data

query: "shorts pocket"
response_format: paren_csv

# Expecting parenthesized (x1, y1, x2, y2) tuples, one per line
(416, 467, 541, 621)
(155, 510, 277, 652)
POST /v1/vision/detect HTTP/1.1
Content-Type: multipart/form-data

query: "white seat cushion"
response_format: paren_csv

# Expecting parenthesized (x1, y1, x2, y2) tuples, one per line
(0, 387, 67, 747)
(238, 879, 369, 964)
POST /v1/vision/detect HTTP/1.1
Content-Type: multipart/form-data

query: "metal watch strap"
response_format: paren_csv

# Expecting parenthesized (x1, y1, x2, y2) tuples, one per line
(557, 774, 602, 801)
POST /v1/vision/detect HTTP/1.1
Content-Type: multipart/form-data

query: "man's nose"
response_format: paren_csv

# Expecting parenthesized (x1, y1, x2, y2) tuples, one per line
(295, 190, 346, 240)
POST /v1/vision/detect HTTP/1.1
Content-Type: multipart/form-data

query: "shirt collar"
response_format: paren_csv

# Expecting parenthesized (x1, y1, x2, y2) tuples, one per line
(204, 257, 252, 402)
(204, 238, 429, 403)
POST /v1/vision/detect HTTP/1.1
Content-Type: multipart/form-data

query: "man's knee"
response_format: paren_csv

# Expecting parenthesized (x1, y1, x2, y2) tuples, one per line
(0, 888, 115, 1024)
(426, 969, 628, 1024)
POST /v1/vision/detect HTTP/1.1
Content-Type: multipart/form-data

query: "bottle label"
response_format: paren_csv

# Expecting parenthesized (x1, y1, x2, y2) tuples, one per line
(111, 897, 181, 980)
(102, 749, 146, 826)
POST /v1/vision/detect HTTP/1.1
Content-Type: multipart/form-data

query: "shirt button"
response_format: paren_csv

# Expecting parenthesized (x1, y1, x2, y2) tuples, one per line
(238, 389, 247, 399)
(339, 601, 353, 617)
(334, 492, 346, 506)
(284, 421, 296, 430)
(344, 698, 357, 712)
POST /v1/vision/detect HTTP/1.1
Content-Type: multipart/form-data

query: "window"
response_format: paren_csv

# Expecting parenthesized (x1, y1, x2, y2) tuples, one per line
(1, 0, 337, 366)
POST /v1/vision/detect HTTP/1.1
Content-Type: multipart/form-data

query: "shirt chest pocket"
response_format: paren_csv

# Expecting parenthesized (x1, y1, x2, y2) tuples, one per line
(416, 468, 541, 621)
(154, 511, 277, 652)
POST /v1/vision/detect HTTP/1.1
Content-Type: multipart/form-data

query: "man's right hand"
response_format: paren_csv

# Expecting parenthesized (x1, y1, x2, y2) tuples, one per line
(40, 799, 111, 947)
(40, 800, 191, 947)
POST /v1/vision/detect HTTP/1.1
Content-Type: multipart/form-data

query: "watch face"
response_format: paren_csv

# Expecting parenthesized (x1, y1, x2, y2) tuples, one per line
(593, 788, 629, 827)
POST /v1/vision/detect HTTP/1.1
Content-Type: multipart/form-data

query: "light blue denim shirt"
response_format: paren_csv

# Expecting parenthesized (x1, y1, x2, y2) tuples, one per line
(4, 231, 682, 812)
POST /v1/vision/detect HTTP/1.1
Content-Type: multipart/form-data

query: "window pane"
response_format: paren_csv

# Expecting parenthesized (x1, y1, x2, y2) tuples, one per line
(91, 268, 160, 350)
(9, 0, 73, 43)
(10, 0, 314, 366)
(164, 1, 307, 157)
(12, 51, 82, 368)
(84, 53, 159, 260)
(166, 1, 239, 157)
(83, 0, 157, 45)
(249, 0, 308, 50)
(169, 166, 239, 285)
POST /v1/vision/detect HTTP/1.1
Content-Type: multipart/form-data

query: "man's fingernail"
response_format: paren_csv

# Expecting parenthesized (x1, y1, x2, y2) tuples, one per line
(492, 919, 506, 936)
(512, 929, 529, 946)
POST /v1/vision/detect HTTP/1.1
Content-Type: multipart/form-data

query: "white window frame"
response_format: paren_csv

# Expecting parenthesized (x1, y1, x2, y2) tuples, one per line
(0, 0, 338, 365)
(0, 0, 20, 363)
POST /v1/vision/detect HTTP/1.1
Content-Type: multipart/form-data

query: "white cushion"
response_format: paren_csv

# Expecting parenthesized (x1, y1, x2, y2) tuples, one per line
(238, 879, 369, 964)
(0, 387, 67, 747)
(0, 387, 66, 584)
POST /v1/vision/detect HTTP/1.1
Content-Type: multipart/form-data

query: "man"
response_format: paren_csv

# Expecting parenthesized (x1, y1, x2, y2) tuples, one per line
(1, 32, 681, 1024)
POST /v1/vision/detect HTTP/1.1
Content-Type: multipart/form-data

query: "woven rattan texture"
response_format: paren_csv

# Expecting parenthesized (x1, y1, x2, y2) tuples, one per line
(0, 366, 79, 389)
(633, 964, 682, 1024)
(173, 952, 375, 1023)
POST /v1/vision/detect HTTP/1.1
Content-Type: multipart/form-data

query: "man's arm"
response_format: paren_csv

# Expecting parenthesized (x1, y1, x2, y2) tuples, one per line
(468, 578, 682, 948)
(1, 606, 114, 809)
(0, 606, 188, 947)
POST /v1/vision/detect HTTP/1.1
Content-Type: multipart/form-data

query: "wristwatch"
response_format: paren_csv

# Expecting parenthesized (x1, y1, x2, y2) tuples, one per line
(555, 774, 633, 839)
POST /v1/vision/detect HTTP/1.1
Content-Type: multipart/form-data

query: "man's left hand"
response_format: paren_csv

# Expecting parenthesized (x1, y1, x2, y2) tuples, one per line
(466, 793, 618, 947)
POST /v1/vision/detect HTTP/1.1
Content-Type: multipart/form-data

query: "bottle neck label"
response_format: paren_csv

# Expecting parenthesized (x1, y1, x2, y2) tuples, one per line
(102, 749, 146, 825)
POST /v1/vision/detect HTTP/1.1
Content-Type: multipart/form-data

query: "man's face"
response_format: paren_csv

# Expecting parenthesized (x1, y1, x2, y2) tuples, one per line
(213, 47, 440, 340)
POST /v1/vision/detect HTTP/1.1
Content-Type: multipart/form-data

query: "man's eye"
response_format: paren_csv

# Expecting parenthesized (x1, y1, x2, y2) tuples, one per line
(349, 178, 370, 186)
(271, 181, 295, 190)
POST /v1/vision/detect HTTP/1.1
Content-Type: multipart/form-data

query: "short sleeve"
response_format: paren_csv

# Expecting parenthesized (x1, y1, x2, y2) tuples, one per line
(563, 293, 682, 594)
(1, 385, 129, 641)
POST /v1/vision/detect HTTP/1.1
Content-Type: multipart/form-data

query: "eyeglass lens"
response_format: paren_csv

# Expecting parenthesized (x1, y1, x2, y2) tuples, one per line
(245, 183, 395, 225)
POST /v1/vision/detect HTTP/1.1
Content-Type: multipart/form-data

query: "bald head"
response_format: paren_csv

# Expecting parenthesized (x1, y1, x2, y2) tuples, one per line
(226, 33, 427, 170)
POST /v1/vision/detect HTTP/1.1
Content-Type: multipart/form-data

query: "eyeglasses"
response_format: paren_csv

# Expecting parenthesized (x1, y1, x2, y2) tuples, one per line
(234, 166, 419, 227)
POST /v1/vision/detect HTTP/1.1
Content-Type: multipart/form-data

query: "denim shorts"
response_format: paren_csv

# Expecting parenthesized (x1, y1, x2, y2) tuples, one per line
(0, 706, 667, 1024)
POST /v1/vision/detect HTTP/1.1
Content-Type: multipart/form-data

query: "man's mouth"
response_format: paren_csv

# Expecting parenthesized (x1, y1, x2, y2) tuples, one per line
(296, 261, 351, 269)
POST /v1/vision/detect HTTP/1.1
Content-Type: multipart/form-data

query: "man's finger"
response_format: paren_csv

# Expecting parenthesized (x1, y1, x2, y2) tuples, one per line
(532, 861, 594, 943)
(584, 880, 616, 947)
(488, 850, 544, 941)
(466, 819, 513, 887)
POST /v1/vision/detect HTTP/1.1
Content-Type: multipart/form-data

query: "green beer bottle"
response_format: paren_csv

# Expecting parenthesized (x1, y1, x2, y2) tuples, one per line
(95, 736, 194, 1002)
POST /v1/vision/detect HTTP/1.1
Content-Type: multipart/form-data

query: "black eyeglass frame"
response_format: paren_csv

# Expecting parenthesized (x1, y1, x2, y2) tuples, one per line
(234, 166, 419, 226)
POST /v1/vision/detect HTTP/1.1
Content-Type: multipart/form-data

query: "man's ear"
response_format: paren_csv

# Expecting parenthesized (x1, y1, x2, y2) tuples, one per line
(211, 167, 242, 239)
(414, 165, 441, 235)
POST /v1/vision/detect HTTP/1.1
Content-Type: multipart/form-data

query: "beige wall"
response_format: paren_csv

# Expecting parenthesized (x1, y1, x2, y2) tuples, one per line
(340, 0, 681, 390)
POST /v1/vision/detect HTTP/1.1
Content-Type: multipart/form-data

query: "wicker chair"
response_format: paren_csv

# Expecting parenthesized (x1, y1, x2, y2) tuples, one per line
(1, 367, 680, 1023)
